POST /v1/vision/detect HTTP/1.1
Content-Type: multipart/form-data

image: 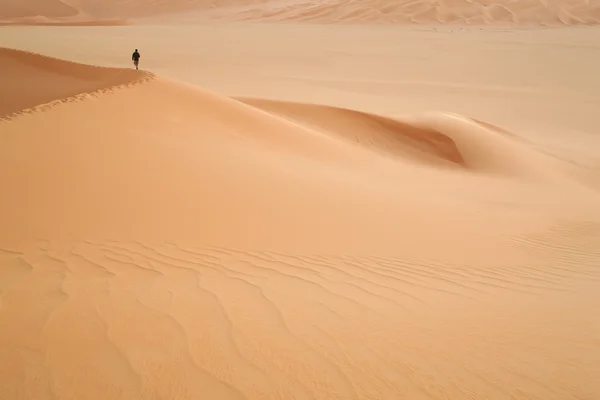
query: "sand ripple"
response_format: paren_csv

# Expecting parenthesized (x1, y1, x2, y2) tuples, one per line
(1, 240, 599, 398)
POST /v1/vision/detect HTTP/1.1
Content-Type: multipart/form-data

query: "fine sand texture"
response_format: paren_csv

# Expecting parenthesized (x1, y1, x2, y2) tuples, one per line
(2, 5, 600, 400)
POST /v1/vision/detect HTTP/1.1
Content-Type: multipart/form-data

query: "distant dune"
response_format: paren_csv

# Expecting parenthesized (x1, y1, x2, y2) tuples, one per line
(201, 0, 600, 25)
(0, 0, 78, 19)
(2, 0, 600, 25)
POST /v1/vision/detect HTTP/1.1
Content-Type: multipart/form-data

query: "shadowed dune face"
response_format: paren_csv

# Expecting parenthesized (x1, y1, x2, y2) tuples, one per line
(0, 48, 152, 118)
(2, 0, 600, 24)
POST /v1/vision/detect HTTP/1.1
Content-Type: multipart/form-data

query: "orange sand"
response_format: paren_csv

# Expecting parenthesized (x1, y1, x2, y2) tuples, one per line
(1, 1, 600, 399)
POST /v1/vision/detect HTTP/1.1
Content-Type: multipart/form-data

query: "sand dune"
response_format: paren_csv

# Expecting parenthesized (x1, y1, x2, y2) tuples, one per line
(2, 47, 594, 242)
(3, 0, 600, 25)
(2, 21, 600, 400)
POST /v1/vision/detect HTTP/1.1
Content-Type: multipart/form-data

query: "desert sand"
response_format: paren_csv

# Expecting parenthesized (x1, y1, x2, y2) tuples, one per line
(2, 1, 600, 399)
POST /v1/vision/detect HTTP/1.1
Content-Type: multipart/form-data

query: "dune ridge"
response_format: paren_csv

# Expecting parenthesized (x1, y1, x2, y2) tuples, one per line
(1, 45, 600, 400)
(2, 0, 600, 25)
(0, 47, 154, 121)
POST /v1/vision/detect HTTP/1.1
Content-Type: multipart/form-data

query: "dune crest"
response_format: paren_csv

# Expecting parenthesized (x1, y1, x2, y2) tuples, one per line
(0, 47, 153, 120)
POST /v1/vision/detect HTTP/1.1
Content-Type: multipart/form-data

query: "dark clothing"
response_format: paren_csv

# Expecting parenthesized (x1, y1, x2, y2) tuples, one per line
(132, 51, 140, 61)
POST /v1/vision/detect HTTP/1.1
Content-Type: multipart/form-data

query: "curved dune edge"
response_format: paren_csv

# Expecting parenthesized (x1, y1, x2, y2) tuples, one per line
(0, 47, 154, 121)
(238, 97, 466, 169)
(238, 97, 578, 182)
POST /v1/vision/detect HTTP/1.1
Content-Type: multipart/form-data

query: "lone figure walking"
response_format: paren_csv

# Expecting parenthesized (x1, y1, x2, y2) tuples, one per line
(132, 49, 140, 70)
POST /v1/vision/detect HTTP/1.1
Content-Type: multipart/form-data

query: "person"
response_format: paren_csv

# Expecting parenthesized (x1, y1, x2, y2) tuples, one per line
(132, 49, 140, 70)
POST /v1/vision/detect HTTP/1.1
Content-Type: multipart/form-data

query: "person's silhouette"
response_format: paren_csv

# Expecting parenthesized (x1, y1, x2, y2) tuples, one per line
(132, 49, 141, 70)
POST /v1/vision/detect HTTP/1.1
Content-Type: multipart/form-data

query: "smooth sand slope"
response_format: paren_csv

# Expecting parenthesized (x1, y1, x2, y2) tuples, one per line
(1, 43, 600, 399)
(2, 0, 600, 24)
